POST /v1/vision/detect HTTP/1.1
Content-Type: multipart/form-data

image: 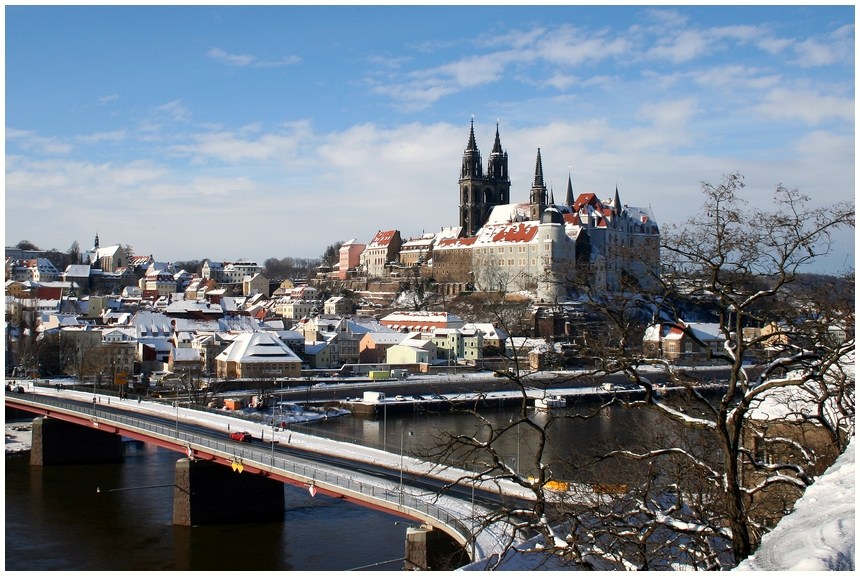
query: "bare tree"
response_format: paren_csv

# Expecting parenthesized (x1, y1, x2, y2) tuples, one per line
(601, 174, 855, 565)
(423, 173, 854, 569)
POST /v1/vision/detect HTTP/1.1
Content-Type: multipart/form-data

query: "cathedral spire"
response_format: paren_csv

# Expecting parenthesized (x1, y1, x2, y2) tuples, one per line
(460, 117, 483, 180)
(491, 120, 503, 154)
(532, 147, 545, 188)
(565, 171, 575, 207)
(529, 148, 548, 220)
(614, 185, 622, 215)
(466, 117, 478, 152)
(487, 120, 509, 183)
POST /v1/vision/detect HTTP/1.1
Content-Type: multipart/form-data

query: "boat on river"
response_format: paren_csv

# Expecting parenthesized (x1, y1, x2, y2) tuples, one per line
(534, 395, 566, 410)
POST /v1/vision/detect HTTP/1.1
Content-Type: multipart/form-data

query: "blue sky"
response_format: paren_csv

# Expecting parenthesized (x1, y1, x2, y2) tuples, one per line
(5, 5, 855, 273)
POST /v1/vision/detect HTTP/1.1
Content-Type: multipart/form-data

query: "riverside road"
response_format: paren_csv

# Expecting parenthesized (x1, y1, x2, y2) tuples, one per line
(259, 365, 737, 405)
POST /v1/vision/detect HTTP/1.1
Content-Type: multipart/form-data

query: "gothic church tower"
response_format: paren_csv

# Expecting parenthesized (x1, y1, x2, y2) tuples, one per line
(459, 119, 511, 236)
(529, 148, 548, 221)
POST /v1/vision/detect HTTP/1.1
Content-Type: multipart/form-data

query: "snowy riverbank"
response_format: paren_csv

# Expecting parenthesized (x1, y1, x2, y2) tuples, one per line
(5, 419, 33, 455)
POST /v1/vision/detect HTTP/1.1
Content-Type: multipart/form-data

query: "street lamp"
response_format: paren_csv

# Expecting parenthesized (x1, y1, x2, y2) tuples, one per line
(399, 429, 414, 505)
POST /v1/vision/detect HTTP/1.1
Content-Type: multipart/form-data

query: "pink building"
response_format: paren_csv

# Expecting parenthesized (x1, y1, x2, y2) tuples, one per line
(338, 238, 366, 279)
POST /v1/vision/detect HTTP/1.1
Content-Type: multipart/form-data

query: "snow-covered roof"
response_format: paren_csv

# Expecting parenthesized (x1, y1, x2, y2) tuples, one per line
(484, 202, 532, 225)
(164, 299, 223, 315)
(462, 322, 509, 341)
(216, 332, 301, 364)
(63, 264, 91, 277)
(473, 221, 539, 245)
(364, 332, 408, 345)
(397, 335, 436, 350)
(171, 347, 200, 362)
(368, 229, 399, 248)
(381, 311, 463, 324)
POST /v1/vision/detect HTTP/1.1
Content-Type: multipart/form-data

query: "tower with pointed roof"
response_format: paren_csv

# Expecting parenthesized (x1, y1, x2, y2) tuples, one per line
(459, 119, 511, 236)
(529, 148, 548, 221)
(565, 172, 575, 208)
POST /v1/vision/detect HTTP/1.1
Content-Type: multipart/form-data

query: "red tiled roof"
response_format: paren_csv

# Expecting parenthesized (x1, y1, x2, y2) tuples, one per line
(572, 192, 601, 211)
(369, 230, 397, 247)
(436, 236, 476, 248)
(490, 223, 539, 243)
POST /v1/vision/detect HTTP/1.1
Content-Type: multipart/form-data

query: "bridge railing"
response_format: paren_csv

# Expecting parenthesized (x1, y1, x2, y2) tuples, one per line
(7, 392, 481, 556)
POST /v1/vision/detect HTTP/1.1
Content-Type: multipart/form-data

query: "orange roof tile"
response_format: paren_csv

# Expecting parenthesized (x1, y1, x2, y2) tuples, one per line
(437, 236, 476, 248)
(489, 223, 539, 243)
(369, 230, 397, 247)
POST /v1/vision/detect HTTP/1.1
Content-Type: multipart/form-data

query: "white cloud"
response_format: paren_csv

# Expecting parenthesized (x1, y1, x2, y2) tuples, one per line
(690, 65, 781, 92)
(649, 30, 710, 63)
(370, 24, 632, 110)
(155, 100, 192, 122)
(76, 130, 127, 144)
(543, 72, 578, 91)
(793, 38, 838, 67)
(752, 88, 854, 124)
(207, 47, 255, 66)
(168, 121, 313, 164)
(6, 128, 72, 155)
(207, 47, 301, 68)
(534, 26, 630, 67)
(757, 35, 793, 55)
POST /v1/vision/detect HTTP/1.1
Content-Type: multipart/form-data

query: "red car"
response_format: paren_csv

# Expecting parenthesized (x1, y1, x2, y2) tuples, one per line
(229, 431, 252, 442)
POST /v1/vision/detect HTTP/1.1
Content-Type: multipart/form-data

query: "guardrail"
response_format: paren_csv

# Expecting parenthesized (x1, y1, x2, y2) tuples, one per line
(6, 392, 483, 557)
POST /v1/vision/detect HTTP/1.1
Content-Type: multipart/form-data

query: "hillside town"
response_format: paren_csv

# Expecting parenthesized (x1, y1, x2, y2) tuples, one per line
(5, 121, 667, 386)
(5, 121, 854, 571)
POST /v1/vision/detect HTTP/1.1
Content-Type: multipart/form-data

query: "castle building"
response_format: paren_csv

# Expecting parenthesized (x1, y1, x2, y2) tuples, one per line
(436, 121, 660, 299)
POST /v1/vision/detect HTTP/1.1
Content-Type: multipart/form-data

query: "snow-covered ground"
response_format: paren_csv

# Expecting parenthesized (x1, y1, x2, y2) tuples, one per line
(734, 438, 855, 571)
(5, 420, 32, 454)
(5, 377, 854, 570)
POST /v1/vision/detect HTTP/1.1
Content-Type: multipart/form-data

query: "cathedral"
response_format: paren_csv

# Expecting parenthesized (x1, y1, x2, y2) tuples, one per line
(434, 120, 661, 301)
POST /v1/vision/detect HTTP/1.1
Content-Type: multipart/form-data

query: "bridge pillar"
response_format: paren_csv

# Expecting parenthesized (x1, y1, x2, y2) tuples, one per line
(404, 523, 468, 571)
(30, 417, 123, 466)
(172, 458, 285, 526)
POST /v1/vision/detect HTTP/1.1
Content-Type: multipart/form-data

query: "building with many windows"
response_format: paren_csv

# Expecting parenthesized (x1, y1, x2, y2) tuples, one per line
(215, 331, 302, 379)
(433, 121, 660, 298)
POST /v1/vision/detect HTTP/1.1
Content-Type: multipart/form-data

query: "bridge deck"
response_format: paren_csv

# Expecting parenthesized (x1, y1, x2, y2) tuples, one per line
(6, 383, 566, 561)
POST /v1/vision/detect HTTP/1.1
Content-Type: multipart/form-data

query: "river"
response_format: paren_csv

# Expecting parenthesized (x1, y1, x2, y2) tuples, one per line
(5, 399, 673, 571)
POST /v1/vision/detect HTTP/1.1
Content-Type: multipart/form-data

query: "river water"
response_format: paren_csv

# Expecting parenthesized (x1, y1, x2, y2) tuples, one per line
(5, 400, 669, 571)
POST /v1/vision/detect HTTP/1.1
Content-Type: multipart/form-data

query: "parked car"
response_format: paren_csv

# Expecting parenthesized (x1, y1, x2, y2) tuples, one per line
(394, 395, 406, 401)
(229, 431, 252, 442)
(412, 394, 424, 401)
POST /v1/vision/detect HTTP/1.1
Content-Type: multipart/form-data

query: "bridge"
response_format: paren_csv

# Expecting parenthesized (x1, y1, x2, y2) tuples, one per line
(6, 381, 535, 569)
